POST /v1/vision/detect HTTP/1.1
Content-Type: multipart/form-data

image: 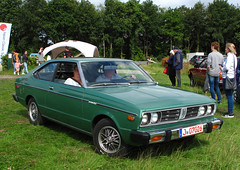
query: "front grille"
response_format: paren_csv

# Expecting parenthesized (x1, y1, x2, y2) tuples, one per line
(185, 106, 199, 119)
(161, 109, 181, 122)
(140, 103, 216, 127)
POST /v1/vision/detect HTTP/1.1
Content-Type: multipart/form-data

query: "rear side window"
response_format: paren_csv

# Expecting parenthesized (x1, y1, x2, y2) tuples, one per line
(53, 62, 77, 84)
(34, 63, 58, 81)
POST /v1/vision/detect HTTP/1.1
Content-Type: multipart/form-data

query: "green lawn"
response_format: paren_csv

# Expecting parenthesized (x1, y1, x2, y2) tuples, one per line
(0, 63, 240, 169)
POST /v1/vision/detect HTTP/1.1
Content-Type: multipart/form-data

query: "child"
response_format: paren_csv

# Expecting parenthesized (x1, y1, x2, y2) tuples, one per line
(14, 59, 23, 75)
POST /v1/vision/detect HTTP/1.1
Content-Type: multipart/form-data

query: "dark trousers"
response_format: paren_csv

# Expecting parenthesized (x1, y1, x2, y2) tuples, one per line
(176, 69, 181, 87)
(168, 66, 176, 86)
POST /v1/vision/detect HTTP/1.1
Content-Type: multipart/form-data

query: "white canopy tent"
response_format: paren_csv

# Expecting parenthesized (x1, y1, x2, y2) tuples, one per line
(42, 40, 99, 59)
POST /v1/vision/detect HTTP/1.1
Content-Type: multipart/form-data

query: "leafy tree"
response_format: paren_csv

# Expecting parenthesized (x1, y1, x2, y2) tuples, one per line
(104, 0, 131, 58)
(16, 0, 47, 51)
(183, 2, 206, 52)
(43, 0, 79, 43)
(0, 0, 22, 51)
(141, 0, 161, 57)
(0, 0, 21, 23)
(125, 0, 145, 59)
(159, 8, 184, 50)
(206, 0, 238, 53)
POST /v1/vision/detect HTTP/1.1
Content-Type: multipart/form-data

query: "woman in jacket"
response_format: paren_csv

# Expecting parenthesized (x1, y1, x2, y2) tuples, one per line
(222, 43, 237, 118)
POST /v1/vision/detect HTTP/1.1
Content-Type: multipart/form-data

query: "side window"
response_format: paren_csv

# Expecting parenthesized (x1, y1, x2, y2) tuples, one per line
(53, 62, 76, 84)
(34, 63, 58, 81)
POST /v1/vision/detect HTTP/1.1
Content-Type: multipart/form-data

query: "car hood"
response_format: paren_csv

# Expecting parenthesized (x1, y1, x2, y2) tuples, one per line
(91, 85, 215, 112)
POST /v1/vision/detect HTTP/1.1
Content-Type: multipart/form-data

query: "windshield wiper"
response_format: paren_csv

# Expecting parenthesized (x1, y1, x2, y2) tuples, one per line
(90, 82, 130, 87)
(129, 81, 151, 84)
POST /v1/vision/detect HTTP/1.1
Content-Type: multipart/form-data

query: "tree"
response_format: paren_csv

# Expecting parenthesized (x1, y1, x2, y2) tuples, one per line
(0, 0, 22, 51)
(16, 0, 47, 51)
(206, 0, 238, 53)
(183, 2, 206, 52)
(160, 8, 184, 50)
(141, 0, 161, 57)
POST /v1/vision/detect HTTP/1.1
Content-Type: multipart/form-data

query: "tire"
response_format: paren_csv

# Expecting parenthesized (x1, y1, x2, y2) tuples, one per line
(28, 98, 45, 125)
(93, 118, 128, 157)
(190, 76, 195, 87)
(233, 89, 237, 102)
(233, 87, 240, 103)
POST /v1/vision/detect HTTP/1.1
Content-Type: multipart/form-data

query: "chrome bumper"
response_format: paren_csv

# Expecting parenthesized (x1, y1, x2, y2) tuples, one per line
(148, 119, 223, 144)
(130, 118, 223, 145)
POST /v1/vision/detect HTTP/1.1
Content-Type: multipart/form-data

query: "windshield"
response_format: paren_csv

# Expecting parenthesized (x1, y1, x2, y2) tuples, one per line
(81, 61, 154, 87)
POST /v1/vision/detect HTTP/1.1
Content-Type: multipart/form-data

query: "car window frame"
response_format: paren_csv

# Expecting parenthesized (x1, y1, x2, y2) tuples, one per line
(33, 62, 59, 82)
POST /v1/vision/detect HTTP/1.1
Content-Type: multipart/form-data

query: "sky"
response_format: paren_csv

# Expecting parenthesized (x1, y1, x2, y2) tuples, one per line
(88, 0, 240, 8)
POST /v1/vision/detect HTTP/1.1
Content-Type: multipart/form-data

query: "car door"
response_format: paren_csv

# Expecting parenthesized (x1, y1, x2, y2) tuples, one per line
(45, 62, 87, 131)
(193, 58, 207, 84)
(31, 62, 59, 115)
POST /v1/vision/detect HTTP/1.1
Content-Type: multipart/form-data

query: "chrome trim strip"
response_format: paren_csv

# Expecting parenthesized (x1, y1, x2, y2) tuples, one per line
(148, 119, 222, 144)
(17, 83, 138, 116)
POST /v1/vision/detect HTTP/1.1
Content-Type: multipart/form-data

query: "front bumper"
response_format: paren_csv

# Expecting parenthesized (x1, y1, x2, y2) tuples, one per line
(130, 118, 223, 145)
(13, 94, 19, 102)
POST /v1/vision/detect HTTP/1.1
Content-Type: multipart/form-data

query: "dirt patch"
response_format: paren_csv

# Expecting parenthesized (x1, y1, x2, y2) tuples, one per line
(0, 75, 17, 79)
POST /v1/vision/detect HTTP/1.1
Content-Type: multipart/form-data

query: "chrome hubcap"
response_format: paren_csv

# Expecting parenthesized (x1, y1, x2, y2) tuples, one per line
(29, 102, 38, 121)
(98, 126, 121, 154)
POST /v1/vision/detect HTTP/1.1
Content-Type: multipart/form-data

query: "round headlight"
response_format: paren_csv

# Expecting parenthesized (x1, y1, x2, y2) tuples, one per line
(141, 114, 149, 125)
(151, 113, 158, 123)
(206, 105, 212, 114)
(198, 106, 205, 116)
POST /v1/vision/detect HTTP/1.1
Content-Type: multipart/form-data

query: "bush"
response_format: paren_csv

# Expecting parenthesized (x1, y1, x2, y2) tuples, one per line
(28, 57, 38, 66)
(1, 55, 9, 70)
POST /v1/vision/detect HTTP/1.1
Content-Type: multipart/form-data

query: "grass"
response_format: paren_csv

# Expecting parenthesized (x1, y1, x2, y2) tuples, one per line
(1, 63, 240, 169)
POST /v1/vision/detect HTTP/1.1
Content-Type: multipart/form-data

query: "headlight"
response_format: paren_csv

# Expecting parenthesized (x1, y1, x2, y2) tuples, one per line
(151, 113, 158, 123)
(198, 106, 205, 116)
(206, 105, 212, 115)
(141, 114, 149, 125)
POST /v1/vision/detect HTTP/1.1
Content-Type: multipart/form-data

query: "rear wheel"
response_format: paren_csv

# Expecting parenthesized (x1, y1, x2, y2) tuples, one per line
(233, 87, 240, 103)
(28, 98, 45, 125)
(93, 118, 128, 157)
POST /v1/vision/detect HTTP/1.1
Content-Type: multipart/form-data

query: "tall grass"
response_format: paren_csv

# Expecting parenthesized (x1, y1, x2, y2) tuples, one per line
(0, 63, 240, 169)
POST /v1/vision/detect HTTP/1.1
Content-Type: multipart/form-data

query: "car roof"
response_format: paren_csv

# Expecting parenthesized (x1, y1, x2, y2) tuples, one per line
(47, 58, 132, 63)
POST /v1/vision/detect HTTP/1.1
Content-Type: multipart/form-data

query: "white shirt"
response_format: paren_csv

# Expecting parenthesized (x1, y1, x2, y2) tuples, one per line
(222, 52, 237, 79)
(64, 78, 81, 87)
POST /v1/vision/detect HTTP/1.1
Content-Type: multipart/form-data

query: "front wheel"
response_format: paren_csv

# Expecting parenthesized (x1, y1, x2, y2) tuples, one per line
(28, 98, 45, 125)
(190, 76, 195, 87)
(93, 118, 128, 157)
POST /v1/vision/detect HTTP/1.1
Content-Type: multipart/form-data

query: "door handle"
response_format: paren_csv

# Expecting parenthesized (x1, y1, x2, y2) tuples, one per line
(49, 86, 54, 90)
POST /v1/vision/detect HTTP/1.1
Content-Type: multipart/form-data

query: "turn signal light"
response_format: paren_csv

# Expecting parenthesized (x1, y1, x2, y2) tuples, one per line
(212, 124, 219, 130)
(128, 115, 135, 121)
(152, 136, 162, 141)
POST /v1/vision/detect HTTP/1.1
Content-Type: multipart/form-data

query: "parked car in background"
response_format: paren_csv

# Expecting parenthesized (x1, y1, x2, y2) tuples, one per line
(189, 57, 240, 100)
(12, 41, 223, 157)
(188, 58, 223, 87)
(189, 55, 207, 66)
(29, 53, 39, 57)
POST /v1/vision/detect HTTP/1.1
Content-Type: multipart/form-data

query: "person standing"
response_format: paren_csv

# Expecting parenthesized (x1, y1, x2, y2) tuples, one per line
(64, 48, 73, 58)
(22, 51, 29, 74)
(14, 59, 23, 75)
(12, 50, 19, 75)
(173, 47, 183, 87)
(38, 47, 45, 65)
(207, 42, 224, 103)
(222, 43, 237, 118)
(166, 50, 176, 86)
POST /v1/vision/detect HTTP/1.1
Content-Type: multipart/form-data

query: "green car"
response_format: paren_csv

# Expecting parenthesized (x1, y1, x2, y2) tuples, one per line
(13, 58, 223, 157)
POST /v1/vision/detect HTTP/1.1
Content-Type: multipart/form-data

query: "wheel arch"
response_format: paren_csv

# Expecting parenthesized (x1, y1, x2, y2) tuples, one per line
(92, 114, 115, 130)
(25, 95, 35, 106)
